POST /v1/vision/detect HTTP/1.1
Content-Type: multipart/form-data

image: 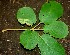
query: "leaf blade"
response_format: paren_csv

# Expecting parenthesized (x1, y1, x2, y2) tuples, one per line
(43, 21, 69, 38)
(20, 30, 39, 50)
(17, 7, 36, 26)
(39, 1, 63, 24)
(38, 34, 66, 55)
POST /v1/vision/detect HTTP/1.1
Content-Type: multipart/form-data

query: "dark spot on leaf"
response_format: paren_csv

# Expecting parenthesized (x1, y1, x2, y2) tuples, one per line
(43, 15, 44, 16)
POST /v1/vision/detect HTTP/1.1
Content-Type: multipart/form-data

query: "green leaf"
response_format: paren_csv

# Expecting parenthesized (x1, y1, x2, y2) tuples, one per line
(17, 7, 36, 26)
(38, 34, 65, 55)
(39, 1, 63, 24)
(20, 30, 39, 50)
(43, 21, 68, 38)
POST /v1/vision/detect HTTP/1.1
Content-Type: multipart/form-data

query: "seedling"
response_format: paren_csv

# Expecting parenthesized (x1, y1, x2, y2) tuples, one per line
(2, 0, 69, 55)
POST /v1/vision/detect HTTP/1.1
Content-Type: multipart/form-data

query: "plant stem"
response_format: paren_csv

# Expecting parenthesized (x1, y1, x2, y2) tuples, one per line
(2, 28, 44, 33)
(32, 22, 41, 29)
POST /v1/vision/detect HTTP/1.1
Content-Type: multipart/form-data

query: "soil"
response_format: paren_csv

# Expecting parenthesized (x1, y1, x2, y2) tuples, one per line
(0, 0, 70, 55)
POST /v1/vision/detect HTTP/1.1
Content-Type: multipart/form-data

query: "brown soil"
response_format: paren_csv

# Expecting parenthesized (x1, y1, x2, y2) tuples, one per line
(0, 0, 70, 55)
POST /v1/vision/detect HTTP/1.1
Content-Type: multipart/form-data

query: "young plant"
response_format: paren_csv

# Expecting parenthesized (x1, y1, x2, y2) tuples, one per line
(16, 1, 69, 55)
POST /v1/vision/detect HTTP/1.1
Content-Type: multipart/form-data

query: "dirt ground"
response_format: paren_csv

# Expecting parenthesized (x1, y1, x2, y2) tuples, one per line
(0, 0, 70, 55)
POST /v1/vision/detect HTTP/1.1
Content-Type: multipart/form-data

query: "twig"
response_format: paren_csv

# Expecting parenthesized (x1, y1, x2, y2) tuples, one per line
(2, 28, 43, 33)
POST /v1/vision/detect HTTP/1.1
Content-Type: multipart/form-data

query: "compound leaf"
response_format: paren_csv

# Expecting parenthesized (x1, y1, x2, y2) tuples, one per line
(20, 30, 39, 50)
(17, 7, 36, 26)
(38, 34, 65, 55)
(43, 21, 68, 38)
(39, 1, 63, 24)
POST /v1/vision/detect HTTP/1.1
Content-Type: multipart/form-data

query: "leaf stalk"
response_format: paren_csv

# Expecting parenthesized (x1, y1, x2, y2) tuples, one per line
(2, 29, 43, 33)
